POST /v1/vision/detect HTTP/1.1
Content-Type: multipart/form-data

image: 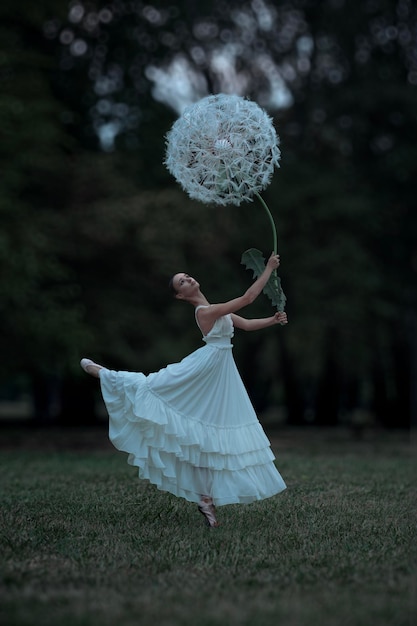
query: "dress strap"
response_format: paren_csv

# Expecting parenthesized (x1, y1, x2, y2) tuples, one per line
(194, 305, 209, 333)
(194, 304, 209, 316)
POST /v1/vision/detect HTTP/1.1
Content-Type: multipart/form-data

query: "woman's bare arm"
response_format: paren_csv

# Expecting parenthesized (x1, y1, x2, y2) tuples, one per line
(196, 253, 281, 334)
(231, 311, 288, 331)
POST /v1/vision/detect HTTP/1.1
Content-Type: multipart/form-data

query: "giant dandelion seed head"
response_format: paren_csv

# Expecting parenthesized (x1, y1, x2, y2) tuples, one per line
(164, 94, 281, 206)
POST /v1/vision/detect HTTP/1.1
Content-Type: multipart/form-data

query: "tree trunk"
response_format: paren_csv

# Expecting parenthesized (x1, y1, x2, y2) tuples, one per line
(314, 327, 340, 426)
(278, 334, 305, 425)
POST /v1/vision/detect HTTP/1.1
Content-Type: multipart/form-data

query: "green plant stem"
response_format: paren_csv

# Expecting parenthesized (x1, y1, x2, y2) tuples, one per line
(255, 191, 277, 254)
(255, 192, 279, 308)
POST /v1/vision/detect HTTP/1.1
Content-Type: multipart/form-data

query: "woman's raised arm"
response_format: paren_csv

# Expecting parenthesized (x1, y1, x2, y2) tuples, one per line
(196, 253, 281, 333)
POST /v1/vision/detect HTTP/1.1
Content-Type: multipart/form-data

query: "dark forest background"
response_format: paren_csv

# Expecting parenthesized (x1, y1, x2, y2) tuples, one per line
(0, 0, 415, 429)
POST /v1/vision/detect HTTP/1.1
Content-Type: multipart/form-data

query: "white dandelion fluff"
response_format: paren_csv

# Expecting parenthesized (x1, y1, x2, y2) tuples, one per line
(164, 93, 286, 312)
(164, 94, 281, 206)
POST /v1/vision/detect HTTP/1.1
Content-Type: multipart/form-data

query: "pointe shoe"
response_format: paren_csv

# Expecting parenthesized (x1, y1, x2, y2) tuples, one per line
(80, 358, 102, 377)
(198, 497, 220, 528)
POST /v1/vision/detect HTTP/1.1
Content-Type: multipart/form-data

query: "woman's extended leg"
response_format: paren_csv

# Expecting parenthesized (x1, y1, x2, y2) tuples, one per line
(80, 358, 103, 378)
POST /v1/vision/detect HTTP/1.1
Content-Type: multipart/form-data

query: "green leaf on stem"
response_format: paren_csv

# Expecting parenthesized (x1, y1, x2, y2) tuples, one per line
(241, 248, 286, 312)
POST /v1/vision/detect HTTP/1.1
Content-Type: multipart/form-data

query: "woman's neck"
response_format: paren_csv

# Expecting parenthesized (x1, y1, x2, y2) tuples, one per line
(187, 292, 209, 307)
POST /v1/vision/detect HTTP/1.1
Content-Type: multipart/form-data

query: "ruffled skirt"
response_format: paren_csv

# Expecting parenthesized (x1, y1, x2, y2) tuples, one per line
(99, 344, 286, 505)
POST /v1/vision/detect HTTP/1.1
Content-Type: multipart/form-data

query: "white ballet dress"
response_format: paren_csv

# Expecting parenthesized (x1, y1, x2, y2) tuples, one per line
(99, 306, 286, 506)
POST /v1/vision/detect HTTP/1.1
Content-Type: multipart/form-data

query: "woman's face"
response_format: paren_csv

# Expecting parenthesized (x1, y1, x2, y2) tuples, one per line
(172, 273, 200, 299)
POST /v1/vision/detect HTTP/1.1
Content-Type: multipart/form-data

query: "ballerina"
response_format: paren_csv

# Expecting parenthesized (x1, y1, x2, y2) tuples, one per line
(81, 253, 287, 527)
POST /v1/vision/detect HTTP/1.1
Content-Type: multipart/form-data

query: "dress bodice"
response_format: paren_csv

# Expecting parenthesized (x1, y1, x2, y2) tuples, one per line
(195, 305, 234, 347)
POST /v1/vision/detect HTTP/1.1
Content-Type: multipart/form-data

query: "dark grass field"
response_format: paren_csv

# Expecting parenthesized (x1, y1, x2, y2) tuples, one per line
(0, 425, 415, 626)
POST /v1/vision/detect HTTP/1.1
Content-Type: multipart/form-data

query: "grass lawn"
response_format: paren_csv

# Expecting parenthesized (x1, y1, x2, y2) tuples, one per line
(0, 426, 414, 626)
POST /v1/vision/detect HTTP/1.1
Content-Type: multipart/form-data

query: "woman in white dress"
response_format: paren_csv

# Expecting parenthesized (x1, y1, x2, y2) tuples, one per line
(81, 253, 287, 527)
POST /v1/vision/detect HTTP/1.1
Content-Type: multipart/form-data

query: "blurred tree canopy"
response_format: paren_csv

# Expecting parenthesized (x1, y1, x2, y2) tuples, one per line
(0, 0, 415, 426)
